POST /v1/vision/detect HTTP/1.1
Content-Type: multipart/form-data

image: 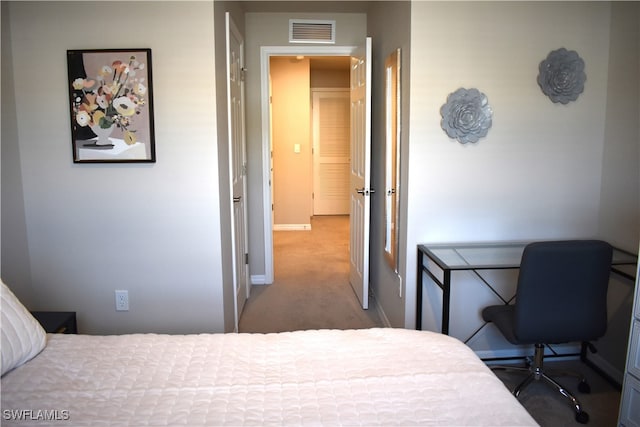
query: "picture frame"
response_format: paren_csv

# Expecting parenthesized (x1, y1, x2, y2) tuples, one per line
(67, 48, 156, 163)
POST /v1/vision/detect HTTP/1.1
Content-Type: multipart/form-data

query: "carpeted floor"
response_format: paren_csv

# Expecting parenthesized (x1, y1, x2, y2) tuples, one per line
(239, 215, 622, 426)
(238, 215, 383, 333)
(490, 359, 621, 426)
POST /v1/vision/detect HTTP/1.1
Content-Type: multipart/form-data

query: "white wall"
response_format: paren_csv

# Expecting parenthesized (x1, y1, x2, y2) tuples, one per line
(4, 1, 225, 334)
(405, 2, 619, 328)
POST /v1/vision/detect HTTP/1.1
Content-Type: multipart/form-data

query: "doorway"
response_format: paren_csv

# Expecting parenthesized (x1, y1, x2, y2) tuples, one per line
(258, 46, 356, 283)
(269, 54, 351, 281)
(238, 39, 375, 331)
(270, 56, 351, 224)
(259, 42, 372, 310)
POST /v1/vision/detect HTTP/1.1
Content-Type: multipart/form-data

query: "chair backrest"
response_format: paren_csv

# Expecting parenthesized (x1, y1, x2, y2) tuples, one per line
(513, 240, 613, 344)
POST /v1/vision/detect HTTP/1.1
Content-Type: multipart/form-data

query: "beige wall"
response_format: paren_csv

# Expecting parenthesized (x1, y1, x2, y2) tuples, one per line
(271, 57, 312, 226)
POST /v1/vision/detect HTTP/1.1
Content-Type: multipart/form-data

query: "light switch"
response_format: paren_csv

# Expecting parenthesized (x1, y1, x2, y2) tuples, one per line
(294, 144, 301, 153)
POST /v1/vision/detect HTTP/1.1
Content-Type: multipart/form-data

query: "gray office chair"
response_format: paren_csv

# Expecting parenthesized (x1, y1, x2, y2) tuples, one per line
(482, 240, 613, 424)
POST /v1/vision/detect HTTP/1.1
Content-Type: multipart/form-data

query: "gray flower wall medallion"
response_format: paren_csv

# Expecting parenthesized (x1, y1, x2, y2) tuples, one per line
(440, 88, 493, 144)
(537, 48, 586, 104)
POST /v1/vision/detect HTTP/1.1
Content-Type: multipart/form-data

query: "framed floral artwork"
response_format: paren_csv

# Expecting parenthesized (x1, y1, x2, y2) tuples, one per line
(67, 48, 156, 163)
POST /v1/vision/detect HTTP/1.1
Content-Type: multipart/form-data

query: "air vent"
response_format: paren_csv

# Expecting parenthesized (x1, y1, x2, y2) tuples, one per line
(289, 19, 335, 44)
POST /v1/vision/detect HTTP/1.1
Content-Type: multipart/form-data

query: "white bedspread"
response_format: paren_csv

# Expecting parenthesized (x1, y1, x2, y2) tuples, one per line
(1, 328, 537, 426)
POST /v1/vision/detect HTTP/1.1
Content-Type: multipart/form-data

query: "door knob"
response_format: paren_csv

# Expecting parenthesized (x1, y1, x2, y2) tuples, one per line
(356, 188, 375, 196)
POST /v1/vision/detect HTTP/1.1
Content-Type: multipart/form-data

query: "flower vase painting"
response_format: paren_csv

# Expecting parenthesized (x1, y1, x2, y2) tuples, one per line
(67, 49, 156, 163)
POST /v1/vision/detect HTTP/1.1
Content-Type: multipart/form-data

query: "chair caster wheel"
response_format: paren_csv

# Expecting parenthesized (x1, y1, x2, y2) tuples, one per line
(578, 379, 591, 394)
(575, 411, 589, 424)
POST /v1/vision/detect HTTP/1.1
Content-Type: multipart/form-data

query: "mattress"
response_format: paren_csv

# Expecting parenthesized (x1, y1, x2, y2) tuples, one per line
(1, 328, 537, 426)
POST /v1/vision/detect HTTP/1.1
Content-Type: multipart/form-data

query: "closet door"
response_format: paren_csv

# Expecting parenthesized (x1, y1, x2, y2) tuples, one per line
(312, 90, 350, 215)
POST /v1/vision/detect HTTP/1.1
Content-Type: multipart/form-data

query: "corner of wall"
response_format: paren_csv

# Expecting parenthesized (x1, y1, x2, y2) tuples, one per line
(1, 1, 34, 307)
(598, 1, 640, 252)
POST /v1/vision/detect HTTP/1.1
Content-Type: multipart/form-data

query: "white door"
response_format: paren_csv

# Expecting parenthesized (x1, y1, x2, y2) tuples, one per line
(226, 13, 249, 331)
(312, 90, 350, 215)
(349, 38, 372, 309)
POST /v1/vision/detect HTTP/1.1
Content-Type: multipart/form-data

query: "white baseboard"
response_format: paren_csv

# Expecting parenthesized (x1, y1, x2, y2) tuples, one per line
(273, 224, 311, 231)
(251, 275, 267, 285)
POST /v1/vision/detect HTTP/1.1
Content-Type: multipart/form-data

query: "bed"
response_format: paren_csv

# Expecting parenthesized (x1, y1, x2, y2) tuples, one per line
(1, 282, 537, 426)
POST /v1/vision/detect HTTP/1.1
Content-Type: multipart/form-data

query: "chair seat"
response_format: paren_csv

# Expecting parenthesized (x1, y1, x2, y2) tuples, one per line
(482, 305, 519, 344)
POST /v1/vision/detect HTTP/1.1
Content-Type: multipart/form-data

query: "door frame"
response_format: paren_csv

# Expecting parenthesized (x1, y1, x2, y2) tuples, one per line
(260, 45, 356, 284)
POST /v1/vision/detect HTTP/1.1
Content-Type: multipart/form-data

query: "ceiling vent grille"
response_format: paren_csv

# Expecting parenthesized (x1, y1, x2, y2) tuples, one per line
(289, 19, 335, 44)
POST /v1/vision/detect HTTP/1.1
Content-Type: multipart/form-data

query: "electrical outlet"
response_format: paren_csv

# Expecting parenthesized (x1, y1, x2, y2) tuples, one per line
(115, 290, 129, 311)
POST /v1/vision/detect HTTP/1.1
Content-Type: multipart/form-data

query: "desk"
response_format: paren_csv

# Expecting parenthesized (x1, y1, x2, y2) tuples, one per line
(416, 242, 638, 333)
(417, 241, 638, 386)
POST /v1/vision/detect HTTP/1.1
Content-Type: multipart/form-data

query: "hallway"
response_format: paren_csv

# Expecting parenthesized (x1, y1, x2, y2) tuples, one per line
(239, 215, 383, 332)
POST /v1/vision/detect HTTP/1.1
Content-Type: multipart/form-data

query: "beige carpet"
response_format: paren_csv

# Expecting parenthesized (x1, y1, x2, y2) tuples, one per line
(239, 216, 621, 426)
(238, 215, 383, 333)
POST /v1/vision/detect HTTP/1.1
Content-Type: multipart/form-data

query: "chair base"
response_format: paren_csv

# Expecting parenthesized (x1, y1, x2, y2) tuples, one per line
(490, 344, 591, 424)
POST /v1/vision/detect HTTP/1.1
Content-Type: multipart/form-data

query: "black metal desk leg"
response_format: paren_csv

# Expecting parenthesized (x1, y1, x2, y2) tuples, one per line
(442, 269, 451, 335)
(416, 249, 423, 330)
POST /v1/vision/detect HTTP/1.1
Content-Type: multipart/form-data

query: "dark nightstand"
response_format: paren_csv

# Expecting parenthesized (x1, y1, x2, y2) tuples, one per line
(30, 311, 77, 334)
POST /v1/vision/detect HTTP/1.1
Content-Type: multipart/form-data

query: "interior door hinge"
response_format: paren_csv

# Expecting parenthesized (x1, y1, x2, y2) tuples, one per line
(241, 67, 247, 81)
(245, 253, 249, 264)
